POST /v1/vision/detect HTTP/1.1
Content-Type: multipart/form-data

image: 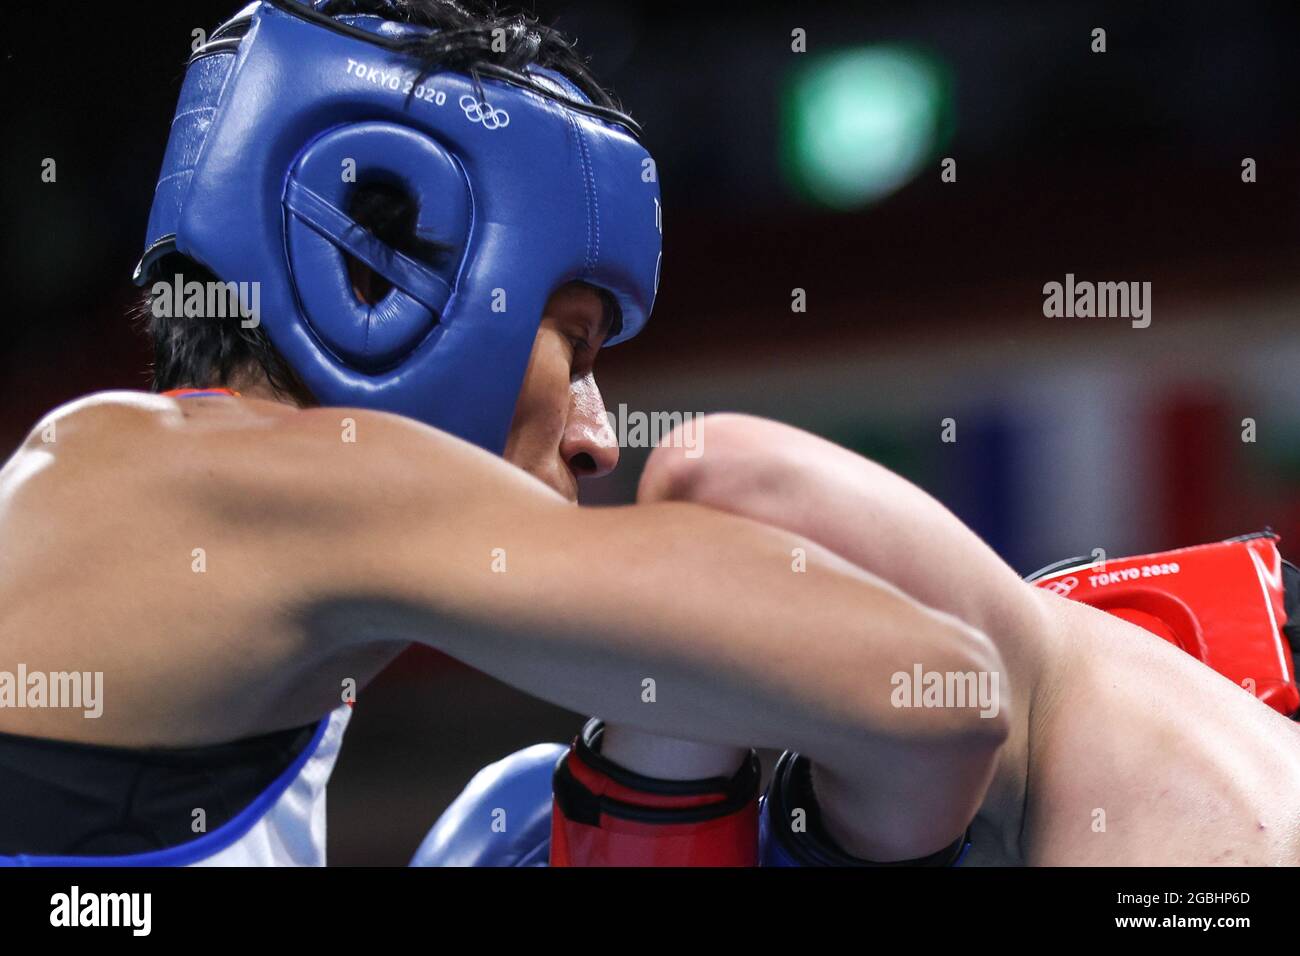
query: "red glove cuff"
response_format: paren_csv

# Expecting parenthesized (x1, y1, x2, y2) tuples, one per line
(550, 719, 760, 866)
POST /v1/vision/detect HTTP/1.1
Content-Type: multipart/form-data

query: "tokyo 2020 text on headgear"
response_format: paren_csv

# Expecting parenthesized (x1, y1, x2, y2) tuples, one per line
(135, 0, 662, 454)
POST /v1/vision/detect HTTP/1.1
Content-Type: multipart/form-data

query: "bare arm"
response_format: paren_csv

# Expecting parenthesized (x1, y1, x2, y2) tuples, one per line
(308, 409, 1009, 858)
(4, 394, 1007, 859)
(604, 413, 1036, 857)
(637, 414, 1042, 643)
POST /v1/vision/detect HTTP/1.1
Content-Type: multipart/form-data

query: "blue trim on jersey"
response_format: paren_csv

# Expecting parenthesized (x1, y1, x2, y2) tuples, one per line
(952, 840, 972, 866)
(0, 714, 332, 867)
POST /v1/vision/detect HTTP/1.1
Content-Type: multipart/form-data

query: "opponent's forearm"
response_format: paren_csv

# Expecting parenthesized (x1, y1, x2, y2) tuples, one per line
(629, 415, 1017, 857)
(642, 414, 1033, 642)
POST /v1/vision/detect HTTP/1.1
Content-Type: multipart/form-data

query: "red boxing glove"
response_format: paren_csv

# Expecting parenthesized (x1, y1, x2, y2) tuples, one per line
(1028, 531, 1299, 716)
(550, 719, 760, 867)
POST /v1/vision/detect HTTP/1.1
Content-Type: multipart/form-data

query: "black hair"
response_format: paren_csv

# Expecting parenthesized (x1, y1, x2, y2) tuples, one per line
(138, 0, 620, 396)
(318, 0, 619, 109)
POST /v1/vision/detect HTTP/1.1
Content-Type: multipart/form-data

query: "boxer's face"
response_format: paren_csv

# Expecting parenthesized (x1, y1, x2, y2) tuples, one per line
(502, 282, 621, 502)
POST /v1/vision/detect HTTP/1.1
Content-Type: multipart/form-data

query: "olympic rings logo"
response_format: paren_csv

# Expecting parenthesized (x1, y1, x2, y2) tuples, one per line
(1043, 576, 1078, 597)
(459, 94, 510, 130)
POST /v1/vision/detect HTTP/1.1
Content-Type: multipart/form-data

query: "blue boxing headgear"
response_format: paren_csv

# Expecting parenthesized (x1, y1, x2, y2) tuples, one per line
(134, 0, 661, 453)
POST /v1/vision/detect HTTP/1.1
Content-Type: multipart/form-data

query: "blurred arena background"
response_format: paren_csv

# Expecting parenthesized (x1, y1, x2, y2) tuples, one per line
(2, 0, 1298, 862)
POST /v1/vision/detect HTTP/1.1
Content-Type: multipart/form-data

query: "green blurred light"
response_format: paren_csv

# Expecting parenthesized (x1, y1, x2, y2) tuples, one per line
(782, 46, 950, 210)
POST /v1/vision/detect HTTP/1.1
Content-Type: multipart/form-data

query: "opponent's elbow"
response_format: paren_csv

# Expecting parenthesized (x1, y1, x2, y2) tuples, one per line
(806, 619, 1008, 861)
(861, 614, 1011, 749)
(933, 619, 1010, 741)
(638, 413, 792, 507)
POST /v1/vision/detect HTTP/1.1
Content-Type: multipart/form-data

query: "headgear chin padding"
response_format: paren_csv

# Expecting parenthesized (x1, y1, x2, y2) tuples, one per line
(135, 0, 661, 453)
